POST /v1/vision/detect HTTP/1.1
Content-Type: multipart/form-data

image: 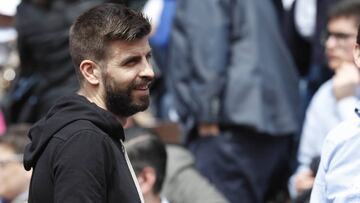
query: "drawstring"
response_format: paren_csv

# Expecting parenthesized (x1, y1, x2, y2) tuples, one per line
(120, 139, 145, 203)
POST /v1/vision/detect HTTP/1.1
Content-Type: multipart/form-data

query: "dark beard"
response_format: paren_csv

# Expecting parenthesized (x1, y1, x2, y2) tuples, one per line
(104, 79, 150, 117)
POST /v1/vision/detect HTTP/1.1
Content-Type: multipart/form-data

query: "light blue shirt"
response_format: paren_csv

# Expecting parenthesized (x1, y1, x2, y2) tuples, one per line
(290, 80, 359, 197)
(310, 116, 360, 202)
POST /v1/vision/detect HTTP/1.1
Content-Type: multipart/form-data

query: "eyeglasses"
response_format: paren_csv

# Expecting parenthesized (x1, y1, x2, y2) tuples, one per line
(0, 154, 23, 168)
(321, 31, 357, 46)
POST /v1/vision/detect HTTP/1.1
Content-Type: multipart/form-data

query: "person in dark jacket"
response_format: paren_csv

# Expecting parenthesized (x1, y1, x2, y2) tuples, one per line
(6, 0, 96, 124)
(168, 1, 299, 203)
(23, 3, 154, 203)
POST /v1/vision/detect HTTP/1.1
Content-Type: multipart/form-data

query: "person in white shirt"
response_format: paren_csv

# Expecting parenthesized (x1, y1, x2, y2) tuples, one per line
(309, 4, 360, 203)
(290, 0, 360, 199)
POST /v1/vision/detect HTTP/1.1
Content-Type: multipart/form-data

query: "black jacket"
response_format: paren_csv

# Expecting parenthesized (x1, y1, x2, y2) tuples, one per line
(24, 94, 142, 203)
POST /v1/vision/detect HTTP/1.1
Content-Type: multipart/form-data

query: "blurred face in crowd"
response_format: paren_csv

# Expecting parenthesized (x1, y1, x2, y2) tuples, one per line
(0, 144, 30, 201)
(326, 16, 358, 70)
(354, 38, 360, 69)
(101, 36, 154, 117)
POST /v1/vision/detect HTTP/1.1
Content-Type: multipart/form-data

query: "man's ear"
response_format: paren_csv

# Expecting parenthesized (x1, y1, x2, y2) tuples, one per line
(137, 167, 156, 195)
(79, 60, 102, 85)
(353, 44, 360, 68)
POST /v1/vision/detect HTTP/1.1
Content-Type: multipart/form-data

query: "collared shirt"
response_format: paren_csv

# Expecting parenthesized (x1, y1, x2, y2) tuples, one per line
(310, 117, 360, 202)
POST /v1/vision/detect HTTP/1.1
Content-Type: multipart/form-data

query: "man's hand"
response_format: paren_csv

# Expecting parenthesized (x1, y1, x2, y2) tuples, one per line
(294, 170, 315, 195)
(198, 123, 220, 137)
(333, 62, 360, 101)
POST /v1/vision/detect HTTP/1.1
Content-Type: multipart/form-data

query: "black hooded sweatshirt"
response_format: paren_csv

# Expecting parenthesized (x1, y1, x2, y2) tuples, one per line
(24, 94, 143, 203)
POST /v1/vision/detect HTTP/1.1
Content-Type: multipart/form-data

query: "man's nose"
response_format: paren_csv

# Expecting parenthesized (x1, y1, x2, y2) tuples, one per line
(140, 60, 155, 80)
(326, 35, 338, 49)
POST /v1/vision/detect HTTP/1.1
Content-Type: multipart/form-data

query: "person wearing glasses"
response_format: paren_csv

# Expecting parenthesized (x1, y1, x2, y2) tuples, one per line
(0, 124, 31, 203)
(310, 23, 360, 203)
(289, 0, 360, 201)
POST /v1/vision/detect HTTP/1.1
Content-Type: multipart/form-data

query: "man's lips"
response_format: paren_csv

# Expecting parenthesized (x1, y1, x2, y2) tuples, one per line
(134, 84, 149, 90)
(133, 80, 153, 91)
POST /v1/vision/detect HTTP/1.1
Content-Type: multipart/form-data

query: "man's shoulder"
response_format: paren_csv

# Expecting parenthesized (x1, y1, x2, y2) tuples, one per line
(52, 119, 107, 142)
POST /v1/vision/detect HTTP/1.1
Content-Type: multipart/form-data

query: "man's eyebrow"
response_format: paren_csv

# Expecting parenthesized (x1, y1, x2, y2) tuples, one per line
(121, 55, 141, 64)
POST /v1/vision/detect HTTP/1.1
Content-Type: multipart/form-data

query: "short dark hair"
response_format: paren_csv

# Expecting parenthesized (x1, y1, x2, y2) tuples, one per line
(124, 128, 167, 194)
(328, 0, 360, 26)
(69, 3, 151, 84)
(0, 124, 31, 154)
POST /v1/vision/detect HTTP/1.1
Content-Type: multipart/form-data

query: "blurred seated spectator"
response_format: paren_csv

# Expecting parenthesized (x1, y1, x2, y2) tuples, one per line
(124, 127, 229, 203)
(162, 143, 229, 203)
(0, 124, 31, 203)
(125, 128, 169, 203)
(289, 0, 360, 199)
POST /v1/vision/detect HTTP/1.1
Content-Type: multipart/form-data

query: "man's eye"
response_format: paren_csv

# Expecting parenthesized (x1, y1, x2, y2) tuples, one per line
(146, 53, 152, 61)
(124, 58, 140, 66)
(125, 61, 136, 66)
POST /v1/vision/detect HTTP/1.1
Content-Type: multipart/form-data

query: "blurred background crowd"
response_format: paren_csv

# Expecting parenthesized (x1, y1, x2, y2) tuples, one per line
(1, 0, 360, 203)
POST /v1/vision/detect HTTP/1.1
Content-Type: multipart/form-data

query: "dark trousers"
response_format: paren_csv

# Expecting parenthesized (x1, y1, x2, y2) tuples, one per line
(188, 129, 292, 203)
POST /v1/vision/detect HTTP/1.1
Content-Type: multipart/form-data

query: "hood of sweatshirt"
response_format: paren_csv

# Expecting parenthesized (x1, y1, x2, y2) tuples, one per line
(24, 94, 124, 170)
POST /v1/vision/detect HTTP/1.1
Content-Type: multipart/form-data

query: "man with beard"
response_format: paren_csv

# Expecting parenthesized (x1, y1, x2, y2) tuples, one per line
(23, 3, 154, 203)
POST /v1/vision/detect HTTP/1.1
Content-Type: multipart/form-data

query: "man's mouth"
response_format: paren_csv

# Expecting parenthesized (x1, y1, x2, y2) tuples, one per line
(134, 84, 149, 91)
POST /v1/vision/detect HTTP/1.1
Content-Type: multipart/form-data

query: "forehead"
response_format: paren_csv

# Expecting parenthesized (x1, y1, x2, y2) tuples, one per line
(328, 16, 358, 33)
(107, 37, 151, 59)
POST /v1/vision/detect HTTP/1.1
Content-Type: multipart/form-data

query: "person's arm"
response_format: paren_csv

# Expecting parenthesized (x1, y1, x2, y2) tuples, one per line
(290, 87, 330, 197)
(52, 131, 112, 203)
(169, 0, 231, 135)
